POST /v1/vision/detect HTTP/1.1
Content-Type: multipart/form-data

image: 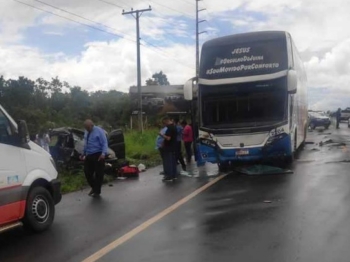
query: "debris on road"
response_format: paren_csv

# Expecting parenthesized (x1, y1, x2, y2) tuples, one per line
(305, 141, 315, 145)
(138, 163, 146, 172)
(234, 165, 293, 175)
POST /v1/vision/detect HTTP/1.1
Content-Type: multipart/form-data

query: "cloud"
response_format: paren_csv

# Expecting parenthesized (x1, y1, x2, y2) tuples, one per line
(1, 0, 350, 112)
(0, 39, 195, 92)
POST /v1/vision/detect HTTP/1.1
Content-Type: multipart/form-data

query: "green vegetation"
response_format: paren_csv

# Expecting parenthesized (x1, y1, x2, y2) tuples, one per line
(59, 171, 87, 194)
(0, 76, 132, 134)
(59, 169, 117, 194)
(0, 74, 167, 193)
(125, 129, 162, 168)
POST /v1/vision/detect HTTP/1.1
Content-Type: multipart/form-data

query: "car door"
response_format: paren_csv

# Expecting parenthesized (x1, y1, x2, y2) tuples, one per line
(0, 110, 26, 225)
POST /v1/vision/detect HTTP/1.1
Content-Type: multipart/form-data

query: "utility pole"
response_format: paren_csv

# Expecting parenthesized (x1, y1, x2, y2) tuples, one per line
(123, 6, 152, 133)
(196, 0, 207, 81)
(193, 0, 206, 161)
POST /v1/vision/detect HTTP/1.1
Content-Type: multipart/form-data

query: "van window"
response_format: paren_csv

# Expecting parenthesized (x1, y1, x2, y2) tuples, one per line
(0, 110, 13, 144)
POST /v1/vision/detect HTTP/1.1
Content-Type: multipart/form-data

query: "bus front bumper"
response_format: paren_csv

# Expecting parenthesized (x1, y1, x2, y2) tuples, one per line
(196, 135, 292, 165)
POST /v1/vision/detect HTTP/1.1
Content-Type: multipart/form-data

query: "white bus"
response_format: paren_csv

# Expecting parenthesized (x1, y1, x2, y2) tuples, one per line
(184, 31, 308, 170)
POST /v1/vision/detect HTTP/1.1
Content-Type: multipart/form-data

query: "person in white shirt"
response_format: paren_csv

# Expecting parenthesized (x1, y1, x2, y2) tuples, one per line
(35, 130, 50, 153)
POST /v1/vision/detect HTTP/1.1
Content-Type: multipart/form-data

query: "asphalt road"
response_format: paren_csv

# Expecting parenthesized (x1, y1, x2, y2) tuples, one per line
(2, 124, 350, 262)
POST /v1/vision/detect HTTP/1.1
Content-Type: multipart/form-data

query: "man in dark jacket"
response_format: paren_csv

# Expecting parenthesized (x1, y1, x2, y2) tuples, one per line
(159, 117, 178, 181)
(174, 118, 186, 171)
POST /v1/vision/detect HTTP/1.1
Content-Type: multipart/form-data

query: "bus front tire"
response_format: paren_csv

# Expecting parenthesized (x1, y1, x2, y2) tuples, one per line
(23, 187, 55, 233)
(218, 163, 229, 172)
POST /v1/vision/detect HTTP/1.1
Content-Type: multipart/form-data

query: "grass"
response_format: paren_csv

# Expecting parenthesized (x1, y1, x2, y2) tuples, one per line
(59, 169, 116, 194)
(125, 129, 162, 168)
(59, 129, 162, 194)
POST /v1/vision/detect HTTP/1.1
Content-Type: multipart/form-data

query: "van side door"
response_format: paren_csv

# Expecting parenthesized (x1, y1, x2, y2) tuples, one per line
(0, 110, 27, 225)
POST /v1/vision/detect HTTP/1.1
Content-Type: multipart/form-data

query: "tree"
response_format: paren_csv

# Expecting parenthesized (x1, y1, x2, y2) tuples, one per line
(145, 78, 158, 86)
(145, 71, 170, 86)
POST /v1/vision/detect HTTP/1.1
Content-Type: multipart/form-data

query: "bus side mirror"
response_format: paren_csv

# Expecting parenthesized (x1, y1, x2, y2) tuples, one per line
(17, 120, 30, 144)
(184, 78, 194, 101)
(288, 70, 297, 94)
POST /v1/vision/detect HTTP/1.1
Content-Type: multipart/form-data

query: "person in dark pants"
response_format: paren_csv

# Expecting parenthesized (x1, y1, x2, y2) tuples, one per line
(181, 120, 193, 163)
(155, 123, 168, 175)
(174, 118, 186, 171)
(159, 117, 177, 181)
(336, 108, 341, 129)
(81, 119, 108, 197)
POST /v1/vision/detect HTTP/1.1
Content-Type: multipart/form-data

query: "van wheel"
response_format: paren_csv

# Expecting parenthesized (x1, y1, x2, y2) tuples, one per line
(23, 187, 55, 232)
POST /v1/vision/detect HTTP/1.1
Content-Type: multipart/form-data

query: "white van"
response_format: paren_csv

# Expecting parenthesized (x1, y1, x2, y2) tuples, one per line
(0, 105, 61, 233)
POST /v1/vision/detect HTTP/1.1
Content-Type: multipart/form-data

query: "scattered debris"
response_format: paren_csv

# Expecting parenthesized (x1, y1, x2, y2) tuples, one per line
(325, 160, 350, 164)
(180, 171, 191, 177)
(109, 184, 113, 187)
(234, 165, 293, 175)
(305, 141, 315, 145)
(138, 163, 146, 172)
(297, 159, 316, 163)
(320, 139, 333, 146)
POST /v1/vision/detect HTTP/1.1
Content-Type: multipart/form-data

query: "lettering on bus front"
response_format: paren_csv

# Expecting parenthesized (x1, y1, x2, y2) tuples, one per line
(200, 38, 288, 79)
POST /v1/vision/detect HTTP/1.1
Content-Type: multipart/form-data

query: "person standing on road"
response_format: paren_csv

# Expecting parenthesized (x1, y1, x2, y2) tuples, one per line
(174, 118, 186, 171)
(336, 108, 341, 129)
(159, 117, 177, 181)
(35, 129, 51, 153)
(81, 119, 108, 197)
(182, 120, 193, 163)
(155, 122, 168, 175)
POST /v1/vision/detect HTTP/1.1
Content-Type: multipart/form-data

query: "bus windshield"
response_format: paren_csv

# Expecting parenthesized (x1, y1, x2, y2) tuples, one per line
(201, 77, 287, 128)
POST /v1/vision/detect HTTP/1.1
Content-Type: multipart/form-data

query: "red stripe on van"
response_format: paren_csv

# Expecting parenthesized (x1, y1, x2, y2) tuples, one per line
(0, 200, 26, 226)
(0, 184, 21, 191)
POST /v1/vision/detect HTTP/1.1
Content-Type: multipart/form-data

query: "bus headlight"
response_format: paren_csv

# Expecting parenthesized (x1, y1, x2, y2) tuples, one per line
(266, 133, 288, 146)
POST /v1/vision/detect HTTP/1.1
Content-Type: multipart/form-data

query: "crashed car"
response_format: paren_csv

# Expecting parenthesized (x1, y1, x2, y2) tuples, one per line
(308, 112, 331, 130)
(49, 127, 125, 172)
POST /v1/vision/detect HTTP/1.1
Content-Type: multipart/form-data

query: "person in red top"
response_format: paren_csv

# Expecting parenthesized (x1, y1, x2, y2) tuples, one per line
(181, 120, 193, 163)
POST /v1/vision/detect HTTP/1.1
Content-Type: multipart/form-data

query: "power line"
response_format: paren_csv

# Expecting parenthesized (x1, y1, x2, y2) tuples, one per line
(32, 0, 136, 40)
(13, 0, 195, 70)
(98, 0, 124, 9)
(148, 0, 193, 17)
(99, 0, 194, 34)
(178, 0, 195, 6)
(13, 0, 131, 41)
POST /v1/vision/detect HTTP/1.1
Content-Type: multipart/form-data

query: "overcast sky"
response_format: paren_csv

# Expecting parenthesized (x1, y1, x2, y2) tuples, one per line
(1, 0, 350, 111)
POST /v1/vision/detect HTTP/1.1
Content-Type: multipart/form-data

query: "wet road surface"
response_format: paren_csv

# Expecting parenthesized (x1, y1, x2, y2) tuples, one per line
(2, 124, 350, 262)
